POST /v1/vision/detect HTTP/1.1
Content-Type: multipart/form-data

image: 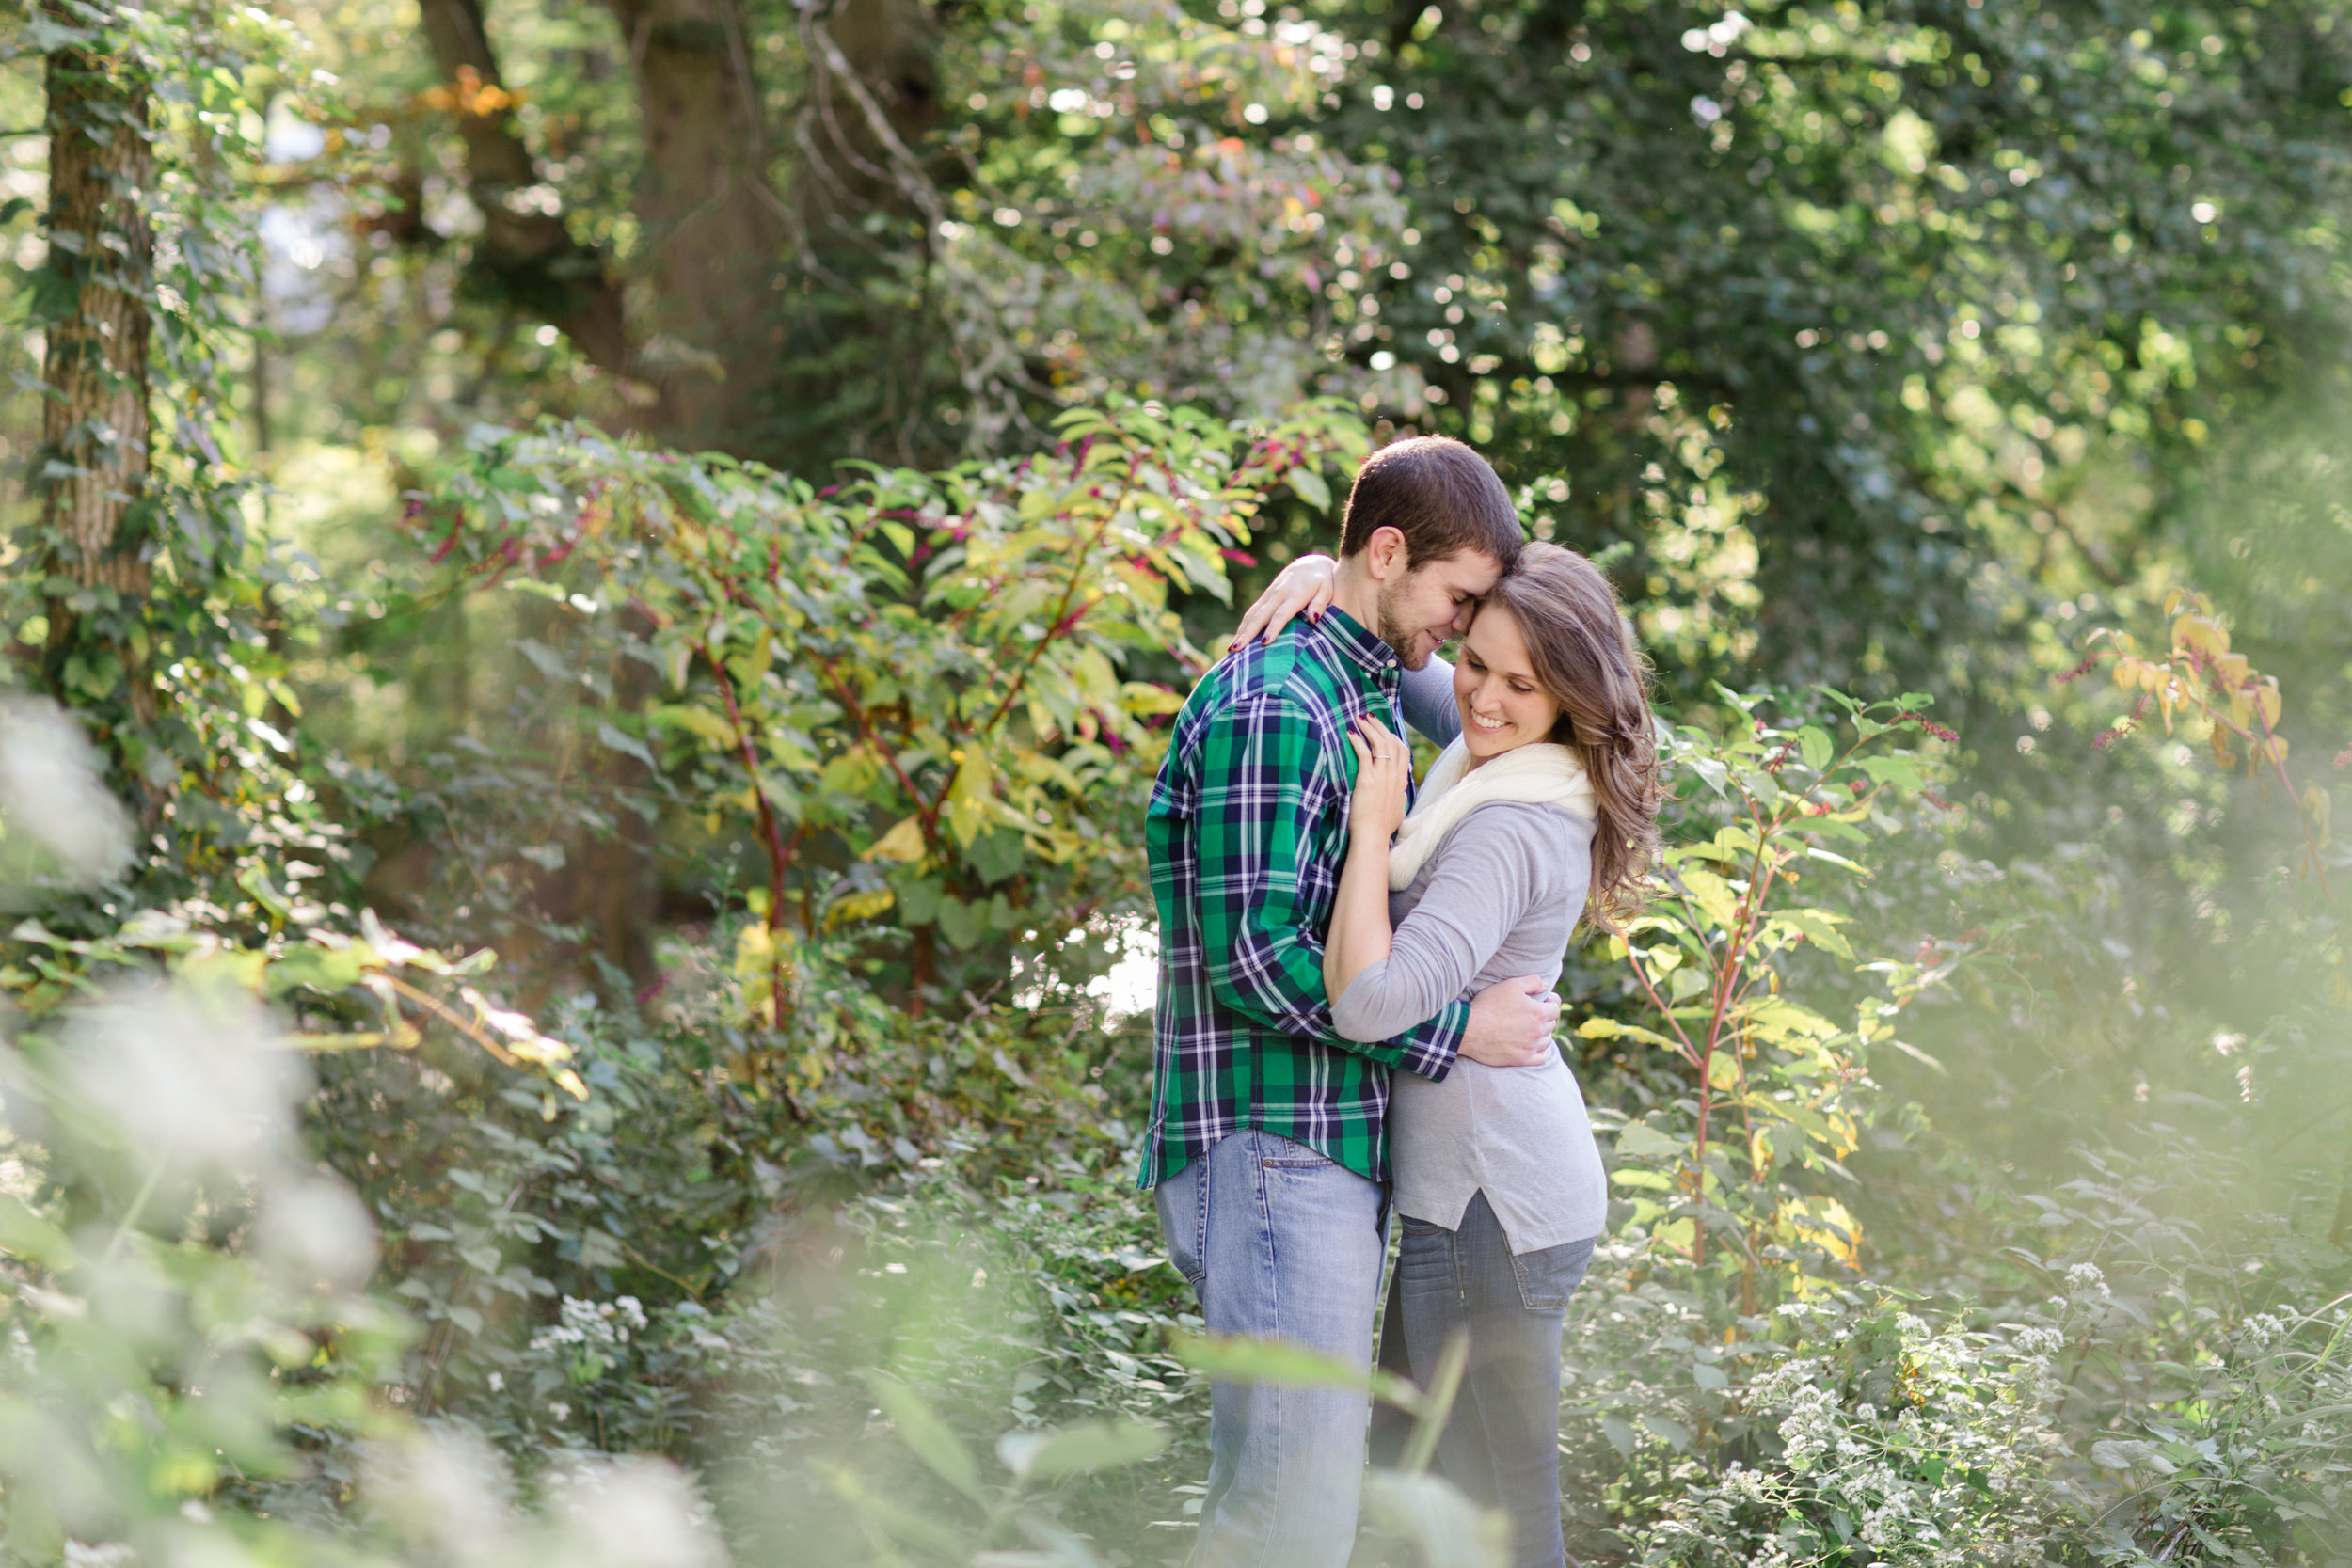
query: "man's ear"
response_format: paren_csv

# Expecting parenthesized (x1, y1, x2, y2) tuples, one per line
(1361, 525, 1410, 583)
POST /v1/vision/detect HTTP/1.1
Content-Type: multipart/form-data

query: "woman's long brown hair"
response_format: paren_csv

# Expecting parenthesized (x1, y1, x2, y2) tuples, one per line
(1485, 542, 1662, 928)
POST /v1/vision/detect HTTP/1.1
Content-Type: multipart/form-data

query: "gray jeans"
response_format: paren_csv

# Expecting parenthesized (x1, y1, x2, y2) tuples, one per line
(1393, 1190, 1595, 1568)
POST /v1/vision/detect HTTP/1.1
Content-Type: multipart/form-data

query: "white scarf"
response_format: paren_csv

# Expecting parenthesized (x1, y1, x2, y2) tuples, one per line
(1387, 737, 1595, 890)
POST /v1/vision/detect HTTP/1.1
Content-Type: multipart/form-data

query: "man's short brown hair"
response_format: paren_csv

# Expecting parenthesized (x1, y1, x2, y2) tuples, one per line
(1336, 436, 1523, 571)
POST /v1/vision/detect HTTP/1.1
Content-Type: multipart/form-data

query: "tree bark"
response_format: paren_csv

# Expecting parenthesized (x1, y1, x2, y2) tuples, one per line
(605, 0, 793, 454)
(414, 0, 630, 374)
(37, 21, 157, 734)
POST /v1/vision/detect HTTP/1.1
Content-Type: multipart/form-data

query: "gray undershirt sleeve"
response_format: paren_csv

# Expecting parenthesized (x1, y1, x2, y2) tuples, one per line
(1329, 804, 1563, 1043)
(1397, 655, 1460, 747)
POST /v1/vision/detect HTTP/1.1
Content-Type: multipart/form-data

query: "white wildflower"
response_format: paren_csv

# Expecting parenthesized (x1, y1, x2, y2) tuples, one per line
(2010, 1325, 2067, 1357)
(2063, 1261, 2111, 1302)
(2240, 1312, 2286, 1347)
(534, 1295, 647, 1354)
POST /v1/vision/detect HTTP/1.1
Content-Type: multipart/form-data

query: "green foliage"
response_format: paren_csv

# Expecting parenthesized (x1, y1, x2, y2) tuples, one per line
(410, 399, 1365, 1010)
(5, 0, 331, 862)
(0, 978, 411, 1562)
(1585, 688, 1955, 1291)
(6, 0, 2351, 1561)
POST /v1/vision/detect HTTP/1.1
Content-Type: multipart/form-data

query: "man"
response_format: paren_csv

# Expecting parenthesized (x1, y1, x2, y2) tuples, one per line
(1142, 436, 1561, 1567)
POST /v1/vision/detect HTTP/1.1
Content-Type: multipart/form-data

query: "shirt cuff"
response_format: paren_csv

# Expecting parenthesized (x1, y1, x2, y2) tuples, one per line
(1394, 997, 1468, 1083)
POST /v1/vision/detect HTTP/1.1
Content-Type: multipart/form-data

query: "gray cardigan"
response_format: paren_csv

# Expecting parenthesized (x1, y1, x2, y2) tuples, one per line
(1327, 656, 1609, 1253)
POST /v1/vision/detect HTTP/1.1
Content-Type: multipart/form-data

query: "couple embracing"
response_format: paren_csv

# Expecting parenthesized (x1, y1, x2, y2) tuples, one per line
(1141, 436, 1662, 1568)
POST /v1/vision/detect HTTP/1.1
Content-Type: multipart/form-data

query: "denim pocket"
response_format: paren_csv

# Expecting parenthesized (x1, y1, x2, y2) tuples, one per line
(1154, 1164, 1209, 1289)
(1509, 1235, 1597, 1313)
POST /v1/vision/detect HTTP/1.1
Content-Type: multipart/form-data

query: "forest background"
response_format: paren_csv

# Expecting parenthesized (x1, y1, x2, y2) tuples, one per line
(0, 0, 2348, 1561)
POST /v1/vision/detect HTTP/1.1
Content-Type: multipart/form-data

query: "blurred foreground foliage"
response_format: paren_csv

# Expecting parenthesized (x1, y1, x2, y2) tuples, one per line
(2, 0, 2350, 1560)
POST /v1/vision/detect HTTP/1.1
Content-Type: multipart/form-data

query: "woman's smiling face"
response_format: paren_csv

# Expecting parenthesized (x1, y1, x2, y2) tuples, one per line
(1453, 601, 1564, 766)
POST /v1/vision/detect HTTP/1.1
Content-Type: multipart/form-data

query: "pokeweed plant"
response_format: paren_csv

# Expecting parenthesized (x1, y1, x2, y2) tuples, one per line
(414, 399, 1367, 1027)
(1581, 687, 1963, 1307)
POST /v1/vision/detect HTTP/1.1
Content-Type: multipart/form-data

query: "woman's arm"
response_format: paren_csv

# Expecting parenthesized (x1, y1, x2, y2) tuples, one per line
(1229, 554, 1337, 650)
(1325, 714, 1411, 1004)
(1330, 805, 1584, 1044)
(1227, 556, 1459, 743)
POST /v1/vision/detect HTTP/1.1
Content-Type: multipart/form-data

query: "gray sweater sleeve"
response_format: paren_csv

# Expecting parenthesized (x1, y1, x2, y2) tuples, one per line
(1397, 655, 1460, 747)
(1329, 803, 1588, 1043)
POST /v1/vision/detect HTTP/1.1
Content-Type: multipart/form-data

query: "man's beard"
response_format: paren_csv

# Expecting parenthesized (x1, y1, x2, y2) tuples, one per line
(1375, 581, 1432, 670)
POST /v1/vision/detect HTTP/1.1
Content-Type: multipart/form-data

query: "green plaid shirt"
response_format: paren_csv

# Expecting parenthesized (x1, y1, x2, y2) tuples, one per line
(1138, 607, 1468, 1189)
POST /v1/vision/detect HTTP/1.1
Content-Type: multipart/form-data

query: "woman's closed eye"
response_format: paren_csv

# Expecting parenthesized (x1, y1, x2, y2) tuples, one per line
(1467, 655, 1534, 694)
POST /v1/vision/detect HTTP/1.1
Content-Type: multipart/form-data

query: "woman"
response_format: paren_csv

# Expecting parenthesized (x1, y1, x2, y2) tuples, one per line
(1232, 543, 1661, 1568)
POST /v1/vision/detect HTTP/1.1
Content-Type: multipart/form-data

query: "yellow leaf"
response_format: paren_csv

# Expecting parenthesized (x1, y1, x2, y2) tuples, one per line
(867, 816, 929, 863)
(2172, 613, 2229, 657)
(1120, 681, 1185, 716)
(1677, 867, 1740, 930)
(653, 702, 739, 747)
(734, 628, 774, 688)
(1778, 1194, 1863, 1271)
(946, 751, 995, 847)
(826, 886, 896, 927)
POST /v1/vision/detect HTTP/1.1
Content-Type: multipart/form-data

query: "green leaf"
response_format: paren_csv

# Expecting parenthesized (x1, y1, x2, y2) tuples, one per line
(1288, 466, 1331, 511)
(1577, 1017, 1685, 1053)
(1804, 846, 1873, 878)
(1359, 1470, 1507, 1568)
(1612, 1121, 1688, 1162)
(1170, 1332, 1370, 1392)
(596, 722, 655, 767)
(1881, 1037, 1947, 1074)
(1857, 754, 1923, 790)
(1798, 725, 1835, 770)
(1639, 1414, 1693, 1451)
(862, 1371, 987, 1502)
(1771, 909, 1855, 961)
(967, 830, 1025, 886)
(1002, 1419, 1168, 1480)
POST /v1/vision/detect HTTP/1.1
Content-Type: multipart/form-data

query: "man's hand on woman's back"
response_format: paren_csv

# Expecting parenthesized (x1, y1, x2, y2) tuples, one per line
(1459, 975, 1562, 1068)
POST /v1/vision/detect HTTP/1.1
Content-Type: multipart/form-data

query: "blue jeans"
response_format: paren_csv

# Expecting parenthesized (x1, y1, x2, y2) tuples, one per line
(1394, 1191, 1595, 1568)
(1156, 1130, 1388, 1568)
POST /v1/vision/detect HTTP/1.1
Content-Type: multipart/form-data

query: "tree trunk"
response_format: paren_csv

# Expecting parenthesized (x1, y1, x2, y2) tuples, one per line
(414, 0, 630, 374)
(37, 19, 158, 745)
(605, 0, 793, 455)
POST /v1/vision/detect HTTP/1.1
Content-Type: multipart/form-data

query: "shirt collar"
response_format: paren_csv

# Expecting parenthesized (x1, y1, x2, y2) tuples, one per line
(1311, 606, 1399, 682)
